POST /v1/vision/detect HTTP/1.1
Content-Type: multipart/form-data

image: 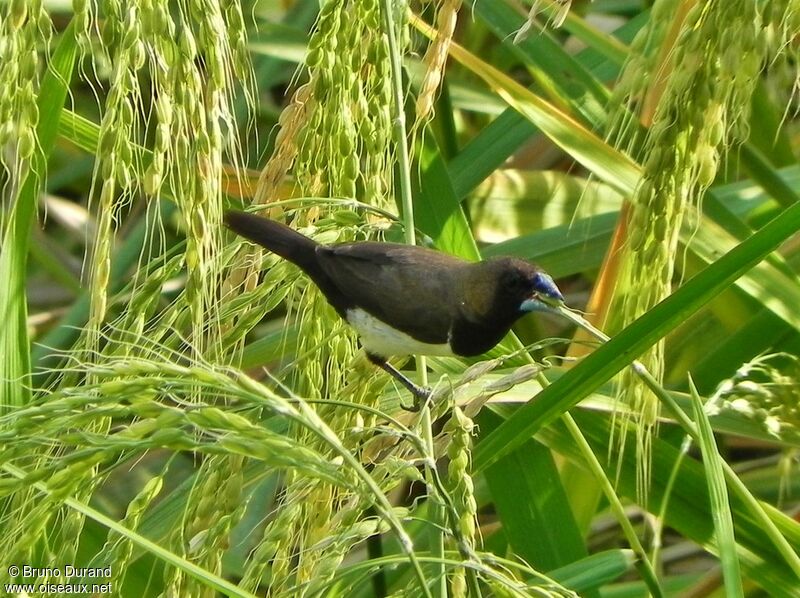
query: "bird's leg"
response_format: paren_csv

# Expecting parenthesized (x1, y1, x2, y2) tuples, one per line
(381, 361, 431, 411)
(366, 353, 431, 411)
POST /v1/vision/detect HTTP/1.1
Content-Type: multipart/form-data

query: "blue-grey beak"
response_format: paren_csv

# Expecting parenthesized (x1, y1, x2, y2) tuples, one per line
(520, 271, 564, 312)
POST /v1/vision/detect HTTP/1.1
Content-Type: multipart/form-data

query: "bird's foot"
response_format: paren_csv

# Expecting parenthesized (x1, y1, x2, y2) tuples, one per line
(370, 355, 434, 412)
(400, 384, 433, 412)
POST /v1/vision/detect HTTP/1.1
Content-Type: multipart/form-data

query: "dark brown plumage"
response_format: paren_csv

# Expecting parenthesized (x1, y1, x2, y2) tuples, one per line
(224, 210, 563, 400)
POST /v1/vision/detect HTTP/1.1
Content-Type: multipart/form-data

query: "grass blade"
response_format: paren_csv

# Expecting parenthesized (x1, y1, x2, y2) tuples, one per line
(689, 378, 744, 597)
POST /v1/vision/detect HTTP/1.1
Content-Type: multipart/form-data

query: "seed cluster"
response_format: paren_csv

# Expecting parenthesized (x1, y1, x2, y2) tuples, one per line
(712, 354, 800, 440)
(76, 0, 252, 364)
(240, 477, 303, 592)
(102, 475, 164, 586)
(0, 357, 362, 586)
(77, 2, 253, 585)
(444, 406, 477, 598)
(606, 0, 790, 493)
(414, 0, 462, 128)
(0, 0, 51, 193)
(85, 0, 146, 353)
(3, 1, 253, 594)
(606, 0, 682, 153)
(1, 348, 544, 595)
(300, 0, 396, 203)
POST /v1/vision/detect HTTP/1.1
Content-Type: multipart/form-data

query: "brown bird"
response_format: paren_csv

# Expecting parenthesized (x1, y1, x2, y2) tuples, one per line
(225, 210, 563, 403)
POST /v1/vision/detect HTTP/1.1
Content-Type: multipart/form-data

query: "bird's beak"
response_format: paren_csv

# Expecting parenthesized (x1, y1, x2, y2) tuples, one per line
(520, 296, 552, 312)
(520, 272, 564, 312)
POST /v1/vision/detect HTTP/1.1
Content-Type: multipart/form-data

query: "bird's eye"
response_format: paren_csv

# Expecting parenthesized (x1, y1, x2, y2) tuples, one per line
(506, 273, 529, 292)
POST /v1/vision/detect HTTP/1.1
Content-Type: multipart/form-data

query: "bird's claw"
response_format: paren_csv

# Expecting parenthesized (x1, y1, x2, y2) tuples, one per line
(401, 385, 433, 412)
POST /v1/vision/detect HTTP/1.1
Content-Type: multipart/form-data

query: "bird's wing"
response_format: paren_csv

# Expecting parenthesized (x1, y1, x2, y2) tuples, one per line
(315, 243, 464, 344)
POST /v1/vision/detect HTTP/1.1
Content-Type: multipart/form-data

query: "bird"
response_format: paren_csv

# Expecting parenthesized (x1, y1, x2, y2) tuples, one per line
(224, 210, 564, 406)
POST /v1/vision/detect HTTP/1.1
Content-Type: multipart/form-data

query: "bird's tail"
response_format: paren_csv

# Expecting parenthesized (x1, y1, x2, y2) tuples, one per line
(224, 210, 320, 273)
(224, 209, 350, 316)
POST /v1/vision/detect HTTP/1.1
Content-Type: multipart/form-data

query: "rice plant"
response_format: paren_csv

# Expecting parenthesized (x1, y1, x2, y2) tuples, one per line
(1, 0, 799, 596)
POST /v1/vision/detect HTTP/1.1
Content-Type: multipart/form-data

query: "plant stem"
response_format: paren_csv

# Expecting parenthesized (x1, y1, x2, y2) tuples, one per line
(379, 1, 441, 596)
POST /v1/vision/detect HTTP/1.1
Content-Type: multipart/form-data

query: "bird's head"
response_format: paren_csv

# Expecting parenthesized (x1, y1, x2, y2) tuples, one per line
(464, 258, 564, 323)
(493, 258, 564, 314)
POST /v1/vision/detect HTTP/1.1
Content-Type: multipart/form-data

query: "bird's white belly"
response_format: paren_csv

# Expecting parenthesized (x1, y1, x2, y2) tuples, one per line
(346, 308, 453, 358)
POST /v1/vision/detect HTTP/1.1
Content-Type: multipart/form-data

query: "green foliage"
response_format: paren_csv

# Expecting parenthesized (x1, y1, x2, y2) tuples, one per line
(1, 0, 799, 596)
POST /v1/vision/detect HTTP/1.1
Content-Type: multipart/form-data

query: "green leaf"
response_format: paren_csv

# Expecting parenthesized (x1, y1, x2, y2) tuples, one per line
(547, 549, 635, 594)
(413, 134, 480, 260)
(412, 17, 641, 197)
(482, 211, 617, 278)
(480, 410, 592, 582)
(447, 11, 647, 200)
(473, 0, 612, 129)
(690, 379, 744, 597)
